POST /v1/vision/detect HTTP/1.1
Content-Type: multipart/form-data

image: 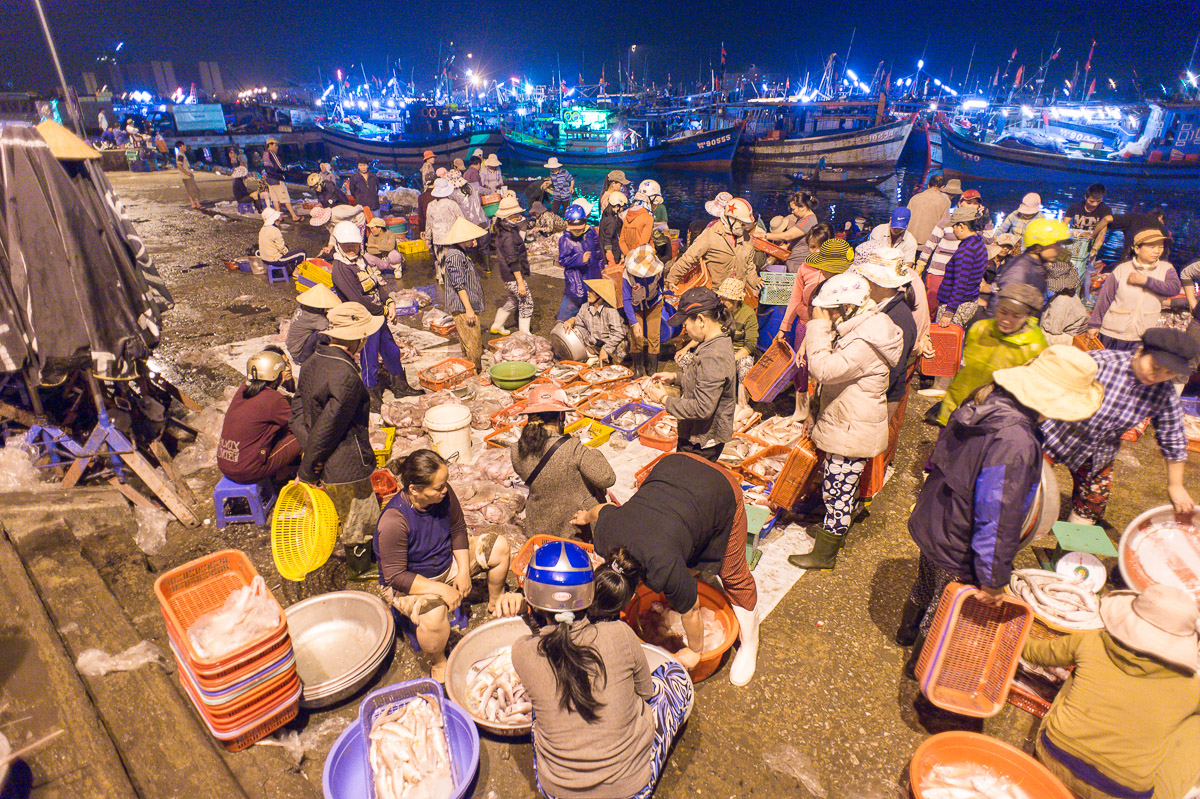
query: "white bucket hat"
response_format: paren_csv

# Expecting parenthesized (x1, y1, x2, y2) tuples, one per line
(261, 207, 281, 226)
(811, 272, 870, 308)
(431, 177, 454, 198)
(484, 153, 501, 167)
(705, 191, 732, 218)
(855, 246, 911, 289)
(544, 157, 563, 169)
(1100, 584, 1200, 673)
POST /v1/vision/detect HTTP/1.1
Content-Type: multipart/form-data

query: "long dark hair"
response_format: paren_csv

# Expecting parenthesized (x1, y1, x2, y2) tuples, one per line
(397, 449, 446, 489)
(517, 411, 563, 460)
(531, 607, 608, 723)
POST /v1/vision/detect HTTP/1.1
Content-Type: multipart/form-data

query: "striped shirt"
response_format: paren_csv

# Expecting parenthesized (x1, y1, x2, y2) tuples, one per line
(1040, 349, 1187, 473)
(937, 234, 990, 311)
(442, 248, 484, 314)
(549, 169, 574, 200)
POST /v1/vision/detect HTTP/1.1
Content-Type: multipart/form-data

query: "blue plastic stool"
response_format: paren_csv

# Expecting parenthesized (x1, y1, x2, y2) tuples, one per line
(213, 476, 277, 529)
(264, 263, 289, 284)
(237, 202, 255, 214)
(395, 605, 469, 652)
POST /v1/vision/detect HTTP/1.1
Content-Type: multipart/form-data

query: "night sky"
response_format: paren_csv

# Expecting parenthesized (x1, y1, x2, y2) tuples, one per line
(5, 1, 1199, 98)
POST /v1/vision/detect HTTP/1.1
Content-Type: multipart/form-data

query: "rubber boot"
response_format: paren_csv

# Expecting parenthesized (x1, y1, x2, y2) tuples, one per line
(787, 527, 844, 571)
(517, 315, 531, 335)
(489, 308, 511, 336)
(391, 370, 423, 398)
(368, 383, 384, 414)
(903, 633, 926, 680)
(1066, 511, 1094, 525)
(646, 352, 659, 376)
(894, 600, 925, 647)
(346, 543, 378, 580)
(728, 604, 760, 686)
(632, 351, 645, 378)
(792, 391, 810, 421)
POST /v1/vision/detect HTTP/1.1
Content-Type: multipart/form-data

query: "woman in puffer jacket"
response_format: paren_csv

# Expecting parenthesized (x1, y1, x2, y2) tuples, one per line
(789, 272, 904, 572)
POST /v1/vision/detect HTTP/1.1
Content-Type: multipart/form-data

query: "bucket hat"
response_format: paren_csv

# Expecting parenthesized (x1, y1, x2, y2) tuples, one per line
(624, 244, 663, 278)
(261, 207, 281, 226)
(811, 272, 870, 308)
(431, 177, 453, 198)
(805, 239, 855, 274)
(856, 247, 910, 288)
(705, 191, 733, 218)
(485, 153, 502, 167)
(942, 178, 963, 194)
(1018, 192, 1042, 215)
(494, 194, 524, 219)
(325, 302, 385, 340)
(308, 206, 332, 227)
(716, 278, 747, 302)
(992, 345, 1104, 421)
(544, 157, 563, 169)
(1100, 584, 1199, 673)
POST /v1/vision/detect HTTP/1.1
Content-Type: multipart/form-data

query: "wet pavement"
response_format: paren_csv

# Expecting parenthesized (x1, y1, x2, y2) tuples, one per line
(7, 169, 1196, 799)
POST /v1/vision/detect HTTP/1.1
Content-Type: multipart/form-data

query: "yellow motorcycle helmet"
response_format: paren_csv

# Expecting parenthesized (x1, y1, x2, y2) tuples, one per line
(1023, 218, 1070, 250)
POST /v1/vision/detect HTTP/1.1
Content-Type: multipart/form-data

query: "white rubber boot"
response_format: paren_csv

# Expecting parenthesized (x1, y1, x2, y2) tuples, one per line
(517, 315, 531, 335)
(728, 604, 760, 686)
(489, 308, 511, 336)
(792, 391, 810, 421)
(1066, 511, 1094, 525)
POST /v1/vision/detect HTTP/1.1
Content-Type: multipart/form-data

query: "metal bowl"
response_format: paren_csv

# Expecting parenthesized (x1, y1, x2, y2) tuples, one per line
(285, 590, 394, 708)
(1119, 505, 1200, 599)
(445, 617, 533, 737)
(1020, 459, 1060, 547)
(549, 321, 589, 362)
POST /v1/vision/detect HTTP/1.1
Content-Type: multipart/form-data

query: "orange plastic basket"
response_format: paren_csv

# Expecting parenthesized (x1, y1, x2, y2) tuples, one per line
(489, 400, 528, 429)
(766, 439, 821, 509)
(153, 550, 287, 670)
(860, 389, 909, 499)
(576, 391, 624, 419)
(915, 583, 1033, 718)
(920, 324, 964, 377)
(165, 621, 291, 687)
(1072, 332, 1104, 351)
(674, 257, 711, 294)
(744, 337, 798, 403)
(418, 357, 476, 391)
(603, 265, 624, 299)
(637, 412, 677, 452)
(483, 425, 522, 450)
(511, 535, 596, 587)
(909, 731, 1073, 799)
(372, 469, 399, 503)
(751, 235, 791, 261)
(486, 333, 510, 352)
(623, 581, 738, 682)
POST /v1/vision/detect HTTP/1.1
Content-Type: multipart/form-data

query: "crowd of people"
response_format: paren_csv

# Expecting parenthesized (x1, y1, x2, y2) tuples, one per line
(209, 151, 1200, 798)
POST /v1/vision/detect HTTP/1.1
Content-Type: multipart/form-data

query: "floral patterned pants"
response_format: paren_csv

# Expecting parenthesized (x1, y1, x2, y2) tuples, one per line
(1069, 462, 1113, 523)
(822, 454, 867, 536)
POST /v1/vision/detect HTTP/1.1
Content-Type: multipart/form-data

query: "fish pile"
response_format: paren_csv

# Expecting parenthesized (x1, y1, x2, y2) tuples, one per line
(187, 576, 280, 660)
(390, 288, 434, 309)
(422, 308, 453, 330)
(648, 415, 677, 440)
(493, 404, 528, 428)
(573, 423, 600, 445)
(489, 332, 554, 371)
(616, 377, 663, 406)
(393, 339, 421, 364)
(610, 409, 655, 430)
(369, 428, 392, 453)
(583, 365, 632, 384)
(734, 404, 760, 430)
(637, 601, 726, 654)
(465, 648, 532, 727)
(718, 437, 765, 468)
(488, 427, 521, 448)
(564, 383, 603, 404)
(919, 763, 1032, 799)
(582, 397, 623, 419)
(368, 696, 455, 799)
(457, 481, 526, 528)
(448, 448, 522, 488)
(749, 454, 788, 483)
(545, 362, 586, 384)
(380, 391, 459, 430)
(1009, 569, 1102, 630)
(425, 360, 471, 385)
(751, 415, 806, 446)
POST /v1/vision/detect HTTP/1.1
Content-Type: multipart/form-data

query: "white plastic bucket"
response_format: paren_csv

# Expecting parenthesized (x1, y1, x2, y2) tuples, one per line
(423, 404, 472, 463)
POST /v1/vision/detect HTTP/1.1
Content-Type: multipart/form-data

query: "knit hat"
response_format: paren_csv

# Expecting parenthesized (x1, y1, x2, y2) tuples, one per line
(992, 345, 1104, 421)
(296, 284, 340, 310)
(325, 302, 385, 340)
(1018, 192, 1042, 215)
(624, 244, 663, 278)
(805, 239, 855, 273)
(1100, 585, 1200, 673)
(716, 278, 747, 302)
(584, 278, 618, 308)
(996, 282, 1044, 313)
(1141, 327, 1200, 374)
(308, 206, 332, 227)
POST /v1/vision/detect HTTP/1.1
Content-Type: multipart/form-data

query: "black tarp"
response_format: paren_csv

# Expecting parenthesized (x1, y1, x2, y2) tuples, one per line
(0, 122, 171, 382)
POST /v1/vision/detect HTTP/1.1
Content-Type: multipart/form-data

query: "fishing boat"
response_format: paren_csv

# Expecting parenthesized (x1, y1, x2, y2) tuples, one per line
(789, 165, 894, 188)
(939, 103, 1200, 188)
(503, 129, 664, 168)
(734, 100, 917, 169)
(317, 102, 500, 167)
(657, 123, 744, 168)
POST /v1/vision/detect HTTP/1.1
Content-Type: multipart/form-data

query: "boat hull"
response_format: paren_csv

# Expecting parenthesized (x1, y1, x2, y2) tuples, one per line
(657, 124, 743, 168)
(736, 115, 916, 169)
(318, 124, 476, 165)
(940, 123, 1200, 188)
(502, 134, 663, 168)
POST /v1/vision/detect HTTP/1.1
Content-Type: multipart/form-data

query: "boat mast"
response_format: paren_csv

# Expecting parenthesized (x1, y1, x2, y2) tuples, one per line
(962, 44, 975, 96)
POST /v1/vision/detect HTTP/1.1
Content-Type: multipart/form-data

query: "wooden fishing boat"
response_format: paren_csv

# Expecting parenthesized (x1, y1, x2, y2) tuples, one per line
(502, 130, 664, 168)
(737, 114, 917, 169)
(657, 123, 743, 168)
(789, 165, 893, 188)
(318, 122, 476, 165)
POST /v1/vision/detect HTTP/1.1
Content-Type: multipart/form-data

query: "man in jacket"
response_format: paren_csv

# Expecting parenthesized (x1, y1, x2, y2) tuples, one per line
(286, 285, 339, 367)
(309, 172, 351, 209)
(257, 207, 306, 277)
(905, 175, 957, 250)
(346, 160, 380, 213)
(294, 302, 386, 573)
(262, 138, 299, 222)
(899, 346, 1105, 669)
(667, 197, 761, 292)
(599, 192, 627, 268)
(557, 204, 602, 321)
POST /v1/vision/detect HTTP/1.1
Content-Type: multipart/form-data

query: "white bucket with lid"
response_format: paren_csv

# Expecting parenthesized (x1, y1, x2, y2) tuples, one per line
(423, 404, 472, 463)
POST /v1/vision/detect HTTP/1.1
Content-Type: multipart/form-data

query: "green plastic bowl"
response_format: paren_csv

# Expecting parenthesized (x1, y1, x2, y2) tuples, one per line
(489, 361, 537, 391)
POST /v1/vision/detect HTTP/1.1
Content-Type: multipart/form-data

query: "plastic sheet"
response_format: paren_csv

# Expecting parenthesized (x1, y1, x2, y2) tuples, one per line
(256, 716, 351, 768)
(134, 504, 171, 555)
(75, 641, 165, 677)
(185, 575, 281, 659)
(0, 435, 47, 491)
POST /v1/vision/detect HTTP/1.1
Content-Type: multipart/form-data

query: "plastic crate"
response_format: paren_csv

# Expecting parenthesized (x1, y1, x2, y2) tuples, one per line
(915, 582, 1033, 718)
(154, 550, 287, 670)
(576, 391, 624, 420)
(511, 535, 596, 587)
(579, 364, 633, 388)
(486, 333, 510, 352)
(634, 452, 673, 487)
(601, 402, 662, 441)
(412, 283, 442, 306)
(483, 425, 522, 450)
(512, 376, 563, 401)
(489, 401, 528, 429)
(372, 426, 396, 467)
(293, 258, 333, 289)
(921, 324, 964, 377)
(166, 630, 292, 692)
(766, 439, 820, 509)
(397, 239, 428, 256)
(371, 469, 399, 503)
(860, 389, 909, 499)
(359, 679, 462, 796)
(758, 272, 796, 306)
(744, 338, 798, 403)
(739, 445, 791, 487)
(1072, 332, 1104, 352)
(638, 413, 677, 451)
(563, 417, 613, 448)
(603, 264, 624, 299)
(1120, 416, 1152, 442)
(430, 319, 455, 336)
(418, 358, 476, 392)
(752, 235, 792, 261)
(673, 258, 711, 294)
(543, 361, 590, 387)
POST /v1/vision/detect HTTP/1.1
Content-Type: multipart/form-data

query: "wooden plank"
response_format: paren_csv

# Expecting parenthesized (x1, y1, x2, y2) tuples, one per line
(121, 450, 200, 528)
(149, 440, 197, 506)
(106, 477, 159, 512)
(0, 399, 38, 427)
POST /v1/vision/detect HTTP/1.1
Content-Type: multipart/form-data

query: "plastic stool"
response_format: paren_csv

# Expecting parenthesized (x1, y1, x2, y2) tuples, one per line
(265, 263, 289, 284)
(237, 202, 255, 214)
(396, 605, 469, 652)
(214, 476, 277, 529)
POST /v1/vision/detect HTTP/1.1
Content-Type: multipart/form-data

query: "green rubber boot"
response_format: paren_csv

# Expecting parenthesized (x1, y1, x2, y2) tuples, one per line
(346, 543, 379, 580)
(787, 527, 844, 571)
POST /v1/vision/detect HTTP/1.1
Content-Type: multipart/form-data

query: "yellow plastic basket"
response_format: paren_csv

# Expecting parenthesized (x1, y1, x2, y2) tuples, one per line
(270, 482, 339, 581)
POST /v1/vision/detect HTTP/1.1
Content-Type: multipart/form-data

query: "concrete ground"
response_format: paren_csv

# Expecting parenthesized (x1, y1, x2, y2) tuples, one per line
(1, 169, 1196, 799)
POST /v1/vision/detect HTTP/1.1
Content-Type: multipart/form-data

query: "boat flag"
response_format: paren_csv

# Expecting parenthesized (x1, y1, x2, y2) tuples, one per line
(578, 72, 584, 86)
(1013, 65, 1024, 88)
(599, 66, 607, 92)
(560, 78, 568, 94)
(1085, 40, 1095, 73)
(720, 42, 726, 67)
(1086, 78, 1096, 100)
(784, 76, 790, 95)
(993, 66, 1000, 87)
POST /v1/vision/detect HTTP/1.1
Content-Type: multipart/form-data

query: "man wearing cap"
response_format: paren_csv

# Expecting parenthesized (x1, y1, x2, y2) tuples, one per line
(565, 279, 628, 365)
(287, 284, 340, 366)
(262, 138, 299, 222)
(295, 302, 386, 571)
(905, 175, 955, 250)
(346, 160, 380, 213)
(900, 346, 1105, 662)
(918, 191, 989, 308)
(364, 218, 403, 274)
(867, 208, 918, 267)
(419, 150, 437, 189)
(425, 177, 464, 279)
(668, 197, 761, 293)
(994, 192, 1045, 241)
(1043, 327, 1197, 523)
(1087, 229, 1181, 351)
(257, 207, 306, 278)
(479, 153, 504, 193)
(1023, 583, 1200, 799)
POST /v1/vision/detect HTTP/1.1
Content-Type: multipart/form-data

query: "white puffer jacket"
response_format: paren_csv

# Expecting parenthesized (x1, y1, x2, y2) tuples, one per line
(806, 307, 905, 459)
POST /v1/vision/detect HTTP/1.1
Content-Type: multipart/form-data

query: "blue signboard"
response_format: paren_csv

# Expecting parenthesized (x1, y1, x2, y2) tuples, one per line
(172, 104, 227, 132)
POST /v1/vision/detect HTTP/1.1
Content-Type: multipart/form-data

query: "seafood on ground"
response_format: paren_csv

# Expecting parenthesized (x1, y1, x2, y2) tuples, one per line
(748, 454, 787, 483)
(615, 377, 661, 404)
(424, 360, 471, 385)
(422, 308, 453, 330)
(488, 427, 521, 448)
(648, 415, 677, 440)
(919, 763, 1032, 799)
(390, 432, 434, 460)
(582, 397, 623, 419)
(545, 363, 585, 383)
(465, 648, 532, 727)
(368, 696, 455, 799)
(564, 383, 603, 404)
(448, 448, 523, 488)
(741, 484, 770, 506)
(718, 437, 764, 467)
(390, 288, 433, 309)
(583, 365, 632, 384)
(636, 601, 726, 654)
(491, 332, 554, 370)
(1008, 569, 1102, 630)
(493, 406, 528, 427)
(751, 415, 806, 446)
(609, 409, 655, 430)
(187, 576, 280, 660)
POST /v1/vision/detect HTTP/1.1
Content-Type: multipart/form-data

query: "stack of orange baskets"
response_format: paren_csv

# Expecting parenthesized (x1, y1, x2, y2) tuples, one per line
(154, 549, 299, 751)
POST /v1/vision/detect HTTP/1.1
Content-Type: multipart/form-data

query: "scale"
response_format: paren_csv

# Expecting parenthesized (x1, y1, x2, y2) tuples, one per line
(1032, 520, 1118, 572)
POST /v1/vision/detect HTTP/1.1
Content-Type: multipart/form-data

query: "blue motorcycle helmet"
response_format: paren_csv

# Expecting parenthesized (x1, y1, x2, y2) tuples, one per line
(563, 203, 588, 224)
(525, 540, 595, 613)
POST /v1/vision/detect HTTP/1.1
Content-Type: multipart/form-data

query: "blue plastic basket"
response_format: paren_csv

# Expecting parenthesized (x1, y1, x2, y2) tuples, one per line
(359, 678, 461, 797)
(1181, 396, 1200, 418)
(601, 402, 661, 441)
(395, 298, 420, 316)
(413, 283, 443, 306)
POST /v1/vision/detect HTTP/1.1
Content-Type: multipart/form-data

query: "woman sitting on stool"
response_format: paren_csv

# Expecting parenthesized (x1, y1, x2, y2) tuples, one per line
(257, 207, 305, 277)
(216, 347, 301, 486)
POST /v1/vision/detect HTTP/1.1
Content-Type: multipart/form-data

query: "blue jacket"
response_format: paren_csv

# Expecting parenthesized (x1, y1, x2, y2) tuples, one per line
(908, 389, 1041, 588)
(622, 271, 664, 324)
(558, 227, 601, 300)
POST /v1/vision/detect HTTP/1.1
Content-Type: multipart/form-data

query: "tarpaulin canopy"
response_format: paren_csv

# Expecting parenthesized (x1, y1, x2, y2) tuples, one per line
(0, 122, 172, 382)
